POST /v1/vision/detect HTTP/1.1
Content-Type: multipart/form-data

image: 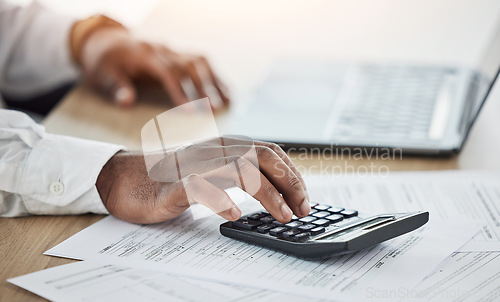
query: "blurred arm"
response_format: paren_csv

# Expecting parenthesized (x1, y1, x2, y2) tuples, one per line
(0, 109, 122, 216)
(0, 0, 79, 99)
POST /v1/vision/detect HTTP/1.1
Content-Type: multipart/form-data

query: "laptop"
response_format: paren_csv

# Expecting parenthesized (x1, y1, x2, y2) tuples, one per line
(231, 25, 500, 156)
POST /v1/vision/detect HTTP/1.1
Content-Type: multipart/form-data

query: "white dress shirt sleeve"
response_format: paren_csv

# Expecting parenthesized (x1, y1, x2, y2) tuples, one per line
(0, 0, 79, 99)
(0, 109, 123, 216)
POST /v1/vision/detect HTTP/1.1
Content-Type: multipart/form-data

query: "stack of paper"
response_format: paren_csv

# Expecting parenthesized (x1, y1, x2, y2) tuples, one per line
(9, 171, 500, 301)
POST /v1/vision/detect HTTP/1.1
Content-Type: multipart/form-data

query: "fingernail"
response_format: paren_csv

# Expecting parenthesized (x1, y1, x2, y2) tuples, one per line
(230, 206, 241, 220)
(300, 199, 311, 216)
(280, 203, 293, 221)
(115, 87, 131, 104)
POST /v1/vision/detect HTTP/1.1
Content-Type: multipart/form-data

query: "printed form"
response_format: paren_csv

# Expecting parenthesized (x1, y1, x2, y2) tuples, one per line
(11, 170, 499, 301)
(9, 261, 305, 302)
(46, 215, 470, 300)
(409, 251, 500, 302)
(43, 170, 484, 300)
(11, 252, 499, 302)
(306, 170, 500, 251)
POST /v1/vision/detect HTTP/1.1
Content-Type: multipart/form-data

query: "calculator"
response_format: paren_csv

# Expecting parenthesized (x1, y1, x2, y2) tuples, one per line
(220, 203, 429, 258)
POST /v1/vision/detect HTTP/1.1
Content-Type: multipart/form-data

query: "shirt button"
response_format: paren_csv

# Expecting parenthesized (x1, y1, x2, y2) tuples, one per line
(50, 181, 64, 196)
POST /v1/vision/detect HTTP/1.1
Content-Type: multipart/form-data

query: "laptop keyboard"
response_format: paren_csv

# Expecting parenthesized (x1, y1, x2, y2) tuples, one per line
(332, 66, 451, 141)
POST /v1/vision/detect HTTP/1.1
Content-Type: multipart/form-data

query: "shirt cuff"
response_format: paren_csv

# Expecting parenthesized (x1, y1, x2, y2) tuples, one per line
(19, 133, 123, 215)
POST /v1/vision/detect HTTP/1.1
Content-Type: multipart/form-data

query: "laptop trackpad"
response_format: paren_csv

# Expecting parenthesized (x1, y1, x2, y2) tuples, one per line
(233, 81, 339, 142)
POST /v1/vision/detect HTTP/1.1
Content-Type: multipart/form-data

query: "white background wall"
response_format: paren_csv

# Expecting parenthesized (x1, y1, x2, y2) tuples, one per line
(4, 0, 159, 26)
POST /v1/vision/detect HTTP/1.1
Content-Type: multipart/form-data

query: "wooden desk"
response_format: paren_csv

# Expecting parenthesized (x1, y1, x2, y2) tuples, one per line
(0, 215, 104, 301)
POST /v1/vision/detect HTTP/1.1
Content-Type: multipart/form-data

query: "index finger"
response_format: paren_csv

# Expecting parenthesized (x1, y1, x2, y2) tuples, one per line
(146, 53, 190, 107)
(200, 137, 308, 198)
(254, 141, 308, 196)
(195, 56, 230, 105)
(251, 146, 310, 217)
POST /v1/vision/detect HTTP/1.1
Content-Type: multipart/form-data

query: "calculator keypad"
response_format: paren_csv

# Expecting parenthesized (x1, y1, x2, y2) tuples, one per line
(256, 224, 274, 233)
(231, 203, 359, 243)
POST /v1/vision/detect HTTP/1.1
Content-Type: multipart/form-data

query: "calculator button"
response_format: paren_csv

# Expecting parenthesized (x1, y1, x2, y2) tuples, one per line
(299, 216, 317, 224)
(269, 227, 288, 236)
(307, 209, 318, 215)
(260, 216, 275, 224)
(310, 227, 326, 236)
(327, 207, 345, 214)
(294, 232, 311, 242)
(232, 219, 262, 230)
(291, 215, 299, 221)
(256, 224, 275, 234)
(340, 209, 358, 218)
(281, 229, 300, 239)
(285, 221, 303, 229)
(312, 211, 330, 219)
(297, 224, 316, 232)
(325, 214, 344, 223)
(314, 205, 331, 211)
(272, 220, 286, 227)
(248, 213, 268, 221)
(312, 219, 330, 227)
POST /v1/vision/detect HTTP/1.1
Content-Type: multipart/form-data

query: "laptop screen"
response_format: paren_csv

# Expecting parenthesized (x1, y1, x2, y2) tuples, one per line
(462, 22, 500, 146)
(478, 23, 500, 84)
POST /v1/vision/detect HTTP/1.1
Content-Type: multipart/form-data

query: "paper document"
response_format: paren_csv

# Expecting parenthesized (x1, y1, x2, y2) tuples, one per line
(409, 251, 500, 301)
(305, 170, 500, 251)
(9, 261, 310, 302)
(45, 203, 475, 300)
(11, 170, 497, 301)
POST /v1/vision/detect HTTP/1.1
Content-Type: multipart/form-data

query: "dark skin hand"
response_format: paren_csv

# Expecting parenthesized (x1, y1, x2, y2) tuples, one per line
(96, 138, 310, 224)
(80, 27, 229, 109)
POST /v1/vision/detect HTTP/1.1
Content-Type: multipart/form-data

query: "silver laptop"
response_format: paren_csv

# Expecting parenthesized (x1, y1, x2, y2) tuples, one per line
(231, 25, 500, 156)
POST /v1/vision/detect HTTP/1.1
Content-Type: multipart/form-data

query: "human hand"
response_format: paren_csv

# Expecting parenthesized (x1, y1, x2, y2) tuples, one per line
(76, 25, 229, 109)
(96, 138, 310, 224)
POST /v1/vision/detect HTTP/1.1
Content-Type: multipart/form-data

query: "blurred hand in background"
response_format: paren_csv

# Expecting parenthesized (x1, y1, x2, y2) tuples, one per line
(72, 17, 230, 109)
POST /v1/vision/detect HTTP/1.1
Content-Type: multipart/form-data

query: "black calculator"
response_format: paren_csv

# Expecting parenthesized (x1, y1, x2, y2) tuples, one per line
(220, 203, 429, 258)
